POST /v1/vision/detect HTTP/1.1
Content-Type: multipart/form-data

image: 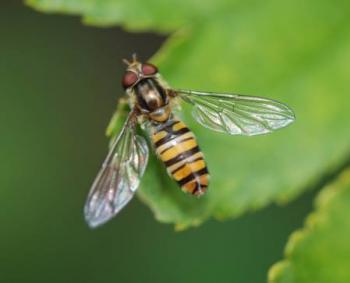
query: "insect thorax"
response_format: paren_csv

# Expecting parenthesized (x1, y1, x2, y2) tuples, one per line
(130, 77, 172, 123)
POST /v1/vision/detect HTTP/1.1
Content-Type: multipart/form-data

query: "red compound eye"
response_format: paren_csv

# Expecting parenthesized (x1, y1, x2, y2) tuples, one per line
(122, 71, 138, 89)
(142, 63, 158, 76)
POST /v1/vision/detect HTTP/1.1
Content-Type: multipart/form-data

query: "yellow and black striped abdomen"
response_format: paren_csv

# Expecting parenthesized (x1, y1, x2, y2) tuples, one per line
(151, 119, 209, 196)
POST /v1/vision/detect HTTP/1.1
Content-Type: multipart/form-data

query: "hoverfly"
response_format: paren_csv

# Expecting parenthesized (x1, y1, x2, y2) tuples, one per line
(84, 54, 295, 228)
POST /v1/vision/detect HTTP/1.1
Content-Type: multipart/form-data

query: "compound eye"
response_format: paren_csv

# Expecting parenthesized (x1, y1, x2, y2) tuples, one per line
(142, 63, 158, 76)
(122, 71, 138, 89)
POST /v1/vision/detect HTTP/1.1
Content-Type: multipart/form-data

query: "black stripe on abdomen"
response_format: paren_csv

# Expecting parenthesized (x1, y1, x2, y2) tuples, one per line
(164, 146, 200, 167)
(178, 167, 209, 186)
(154, 127, 190, 147)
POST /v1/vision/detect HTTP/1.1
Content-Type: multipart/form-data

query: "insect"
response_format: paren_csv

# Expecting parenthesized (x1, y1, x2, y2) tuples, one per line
(84, 54, 295, 228)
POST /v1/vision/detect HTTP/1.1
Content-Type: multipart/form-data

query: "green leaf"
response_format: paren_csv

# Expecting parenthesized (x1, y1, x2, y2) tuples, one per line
(25, 0, 242, 31)
(26, 0, 350, 229)
(268, 168, 350, 283)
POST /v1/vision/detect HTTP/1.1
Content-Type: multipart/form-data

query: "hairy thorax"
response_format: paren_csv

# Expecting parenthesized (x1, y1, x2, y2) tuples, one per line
(134, 78, 171, 122)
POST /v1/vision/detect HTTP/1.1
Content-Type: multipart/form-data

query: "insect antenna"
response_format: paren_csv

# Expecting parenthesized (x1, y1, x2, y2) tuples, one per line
(122, 53, 139, 66)
(122, 58, 131, 66)
(131, 53, 138, 63)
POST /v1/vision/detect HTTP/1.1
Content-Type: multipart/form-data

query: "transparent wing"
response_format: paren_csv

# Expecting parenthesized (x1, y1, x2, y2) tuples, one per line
(84, 111, 149, 228)
(177, 89, 295, 136)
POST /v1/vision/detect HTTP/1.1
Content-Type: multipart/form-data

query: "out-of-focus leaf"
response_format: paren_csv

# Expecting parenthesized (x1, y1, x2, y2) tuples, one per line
(25, 0, 241, 31)
(27, 0, 350, 229)
(268, 168, 350, 283)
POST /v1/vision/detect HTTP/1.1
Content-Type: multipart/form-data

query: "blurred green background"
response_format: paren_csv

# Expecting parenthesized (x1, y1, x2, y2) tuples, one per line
(1, 1, 349, 283)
